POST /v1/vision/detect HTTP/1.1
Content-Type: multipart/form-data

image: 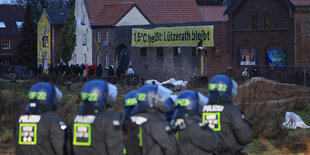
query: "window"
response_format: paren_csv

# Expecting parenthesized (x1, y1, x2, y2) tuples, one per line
(2, 40, 10, 49)
(156, 47, 163, 57)
(43, 36, 48, 47)
(106, 32, 110, 41)
(97, 32, 101, 43)
(83, 34, 87, 45)
(192, 47, 198, 56)
(251, 11, 258, 29)
(264, 10, 271, 29)
(174, 47, 182, 57)
(16, 21, 24, 29)
(140, 48, 147, 56)
(239, 49, 257, 65)
(0, 22, 6, 28)
(106, 54, 110, 67)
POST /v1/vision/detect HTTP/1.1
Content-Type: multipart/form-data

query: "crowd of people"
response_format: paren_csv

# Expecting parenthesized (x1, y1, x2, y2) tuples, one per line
(15, 74, 253, 155)
(37, 63, 103, 77)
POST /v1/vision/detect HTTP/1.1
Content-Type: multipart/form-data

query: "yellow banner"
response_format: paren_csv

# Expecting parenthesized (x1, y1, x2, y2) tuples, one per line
(131, 26, 214, 47)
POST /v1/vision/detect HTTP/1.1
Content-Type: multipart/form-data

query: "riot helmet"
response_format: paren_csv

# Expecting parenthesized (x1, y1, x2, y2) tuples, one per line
(208, 74, 238, 104)
(172, 90, 208, 119)
(123, 90, 138, 117)
(131, 85, 172, 115)
(78, 80, 118, 115)
(25, 82, 62, 114)
(164, 95, 177, 121)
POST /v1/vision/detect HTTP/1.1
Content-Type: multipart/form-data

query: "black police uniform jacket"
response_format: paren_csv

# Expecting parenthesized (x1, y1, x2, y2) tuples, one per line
(130, 111, 178, 155)
(15, 111, 67, 155)
(122, 115, 141, 155)
(177, 115, 221, 155)
(202, 102, 253, 154)
(72, 110, 124, 155)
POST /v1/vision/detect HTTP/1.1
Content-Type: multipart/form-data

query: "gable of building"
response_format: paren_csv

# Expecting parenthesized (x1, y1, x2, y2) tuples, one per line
(44, 9, 70, 26)
(224, 0, 293, 15)
(0, 5, 24, 36)
(227, 0, 292, 30)
(115, 6, 150, 26)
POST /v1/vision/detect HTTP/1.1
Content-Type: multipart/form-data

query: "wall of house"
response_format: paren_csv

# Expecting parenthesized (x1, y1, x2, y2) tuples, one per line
(92, 22, 228, 81)
(70, 0, 92, 65)
(37, 12, 52, 68)
(295, 7, 310, 66)
(52, 25, 63, 65)
(0, 36, 21, 64)
(227, 0, 294, 75)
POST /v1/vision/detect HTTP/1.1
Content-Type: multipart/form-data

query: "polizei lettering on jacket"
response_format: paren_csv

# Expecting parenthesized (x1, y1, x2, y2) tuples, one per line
(19, 115, 41, 123)
(202, 105, 224, 112)
(74, 115, 96, 123)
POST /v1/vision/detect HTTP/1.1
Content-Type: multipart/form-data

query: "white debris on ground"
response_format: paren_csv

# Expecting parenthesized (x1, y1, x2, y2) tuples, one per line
(145, 78, 188, 90)
(162, 78, 188, 87)
(282, 112, 310, 129)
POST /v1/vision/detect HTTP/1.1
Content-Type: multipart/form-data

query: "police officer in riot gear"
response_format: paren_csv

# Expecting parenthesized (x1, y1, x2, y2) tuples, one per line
(72, 80, 124, 155)
(130, 85, 178, 155)
(15, 82, 66, 155)
(121, 90, 140, 155)
(163, 95, 177, 122)
(203, 74, 253, 154)
(171, 90, 221, 155)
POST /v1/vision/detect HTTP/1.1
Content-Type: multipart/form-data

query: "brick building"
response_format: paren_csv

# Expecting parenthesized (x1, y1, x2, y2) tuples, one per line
(225, 0, 310, 77)
(77, 0, 229, 81)
(0, 5, 24, 64)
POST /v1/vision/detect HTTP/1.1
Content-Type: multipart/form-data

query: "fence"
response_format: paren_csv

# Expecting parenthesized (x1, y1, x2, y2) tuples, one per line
(232, 65, 310, 87)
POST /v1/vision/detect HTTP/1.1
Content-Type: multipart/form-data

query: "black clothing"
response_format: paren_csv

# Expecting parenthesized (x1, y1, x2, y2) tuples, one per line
(176, 115, 221, 155)
(129, 111, 178, 155)
(15, 111, 67, 155)
(202, 102, 253, 154)
(72, 110, 124, 155)
(121, 115, 141, 155)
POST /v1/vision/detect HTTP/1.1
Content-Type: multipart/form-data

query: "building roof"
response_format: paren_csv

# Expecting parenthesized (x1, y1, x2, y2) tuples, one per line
(199, 6, 227, 22)
(44, 9, 70, 25)
(224, 0, 310, 15)
(92, 3, 136, 26)
(291, 0, 310, 6)
(134, 0, 202, 25)
(85, 0, 202, 26)
(0, 5, 24, 36)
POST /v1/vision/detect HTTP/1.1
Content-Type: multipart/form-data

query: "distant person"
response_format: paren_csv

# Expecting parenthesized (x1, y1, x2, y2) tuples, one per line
(96, 64, 103, 77)
(242, 67, 249, 80)
(126, 66, 134, 75)
(225, 65, 233, 77)
(15, 82, 67, 155)
(37, 65, 43, 76)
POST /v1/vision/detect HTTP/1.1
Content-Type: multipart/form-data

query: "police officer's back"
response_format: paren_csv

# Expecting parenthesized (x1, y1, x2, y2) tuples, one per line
(129, 85, 178, 155)
(171, 90, 221, 155)
(121, 90, 140, 155)
(203, 75, 253, 154)
(15, 82, 67, 155)
(71, 80, 124, 155)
